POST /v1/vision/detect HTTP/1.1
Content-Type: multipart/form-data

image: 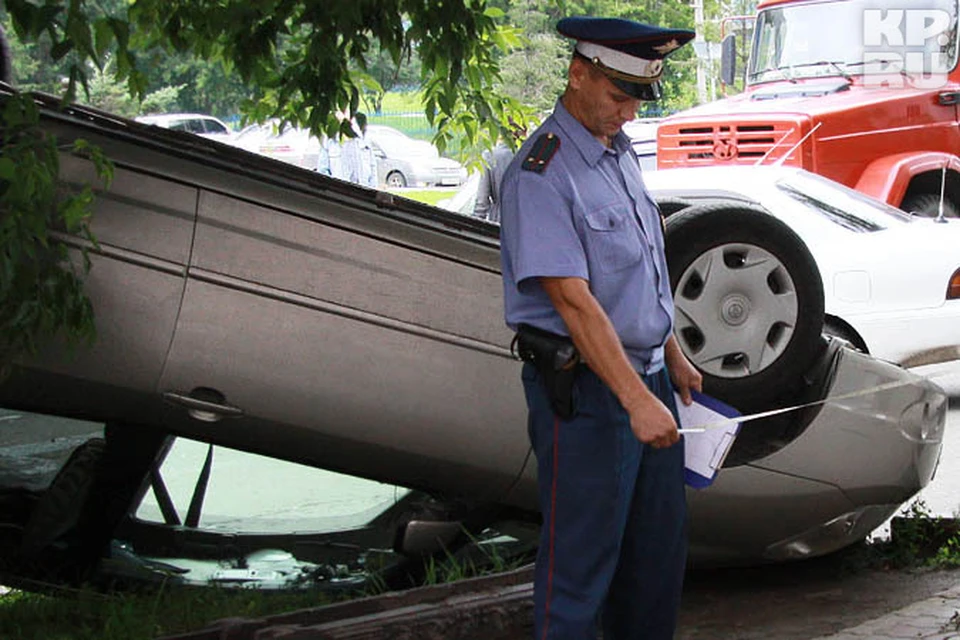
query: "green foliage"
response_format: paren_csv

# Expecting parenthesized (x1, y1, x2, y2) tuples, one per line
(0, 583, 332, 640)
(420, 527, 533, 587)
(139, 84, 185, 116)
(861, 500, 960, 570)
(5, 0, 531, 164)
(4, 0, 148, 105)
(0, 90, 112, 371)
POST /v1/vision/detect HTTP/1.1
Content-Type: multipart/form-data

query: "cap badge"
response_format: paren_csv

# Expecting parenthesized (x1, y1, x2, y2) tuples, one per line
(653, 39, 681, 55)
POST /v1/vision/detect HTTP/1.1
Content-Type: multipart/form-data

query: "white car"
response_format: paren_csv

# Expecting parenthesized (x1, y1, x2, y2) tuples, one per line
(228, 119, 323, 170)
(135, 113, 234, 142)
(366, 124, 467, 188)
(644, 165, 960, 408)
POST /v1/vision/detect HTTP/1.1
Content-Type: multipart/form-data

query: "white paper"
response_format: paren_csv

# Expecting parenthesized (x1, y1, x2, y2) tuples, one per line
(674, 391, 740, 488)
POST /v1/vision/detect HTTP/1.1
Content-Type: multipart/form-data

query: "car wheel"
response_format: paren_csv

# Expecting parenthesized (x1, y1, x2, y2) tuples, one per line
(664, 202, 825, 409)
(900, 192, 960, 218)
(386, 171, 407, 188)
(655, 196, 693, 217)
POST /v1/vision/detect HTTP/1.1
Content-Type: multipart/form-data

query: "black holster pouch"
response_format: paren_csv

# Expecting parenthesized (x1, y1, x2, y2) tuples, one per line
(513, 323, 581, 420)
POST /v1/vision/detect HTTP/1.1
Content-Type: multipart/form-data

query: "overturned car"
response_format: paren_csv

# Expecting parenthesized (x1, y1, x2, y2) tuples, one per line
(0, 88, 948, 591)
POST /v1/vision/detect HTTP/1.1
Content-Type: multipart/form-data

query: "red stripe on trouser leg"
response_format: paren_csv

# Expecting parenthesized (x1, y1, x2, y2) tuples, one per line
(541, 415, 561, 640)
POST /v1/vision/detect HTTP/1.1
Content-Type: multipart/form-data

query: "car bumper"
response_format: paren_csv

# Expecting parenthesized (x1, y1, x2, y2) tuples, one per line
(689, 346, 947, 567)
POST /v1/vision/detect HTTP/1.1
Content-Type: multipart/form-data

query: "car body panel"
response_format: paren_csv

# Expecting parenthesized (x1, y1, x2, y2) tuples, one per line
(229, 120, 322, 170)
(160, 185, 526, 497)
(136, 113, 234, 141)
(23, 118, 196, 399)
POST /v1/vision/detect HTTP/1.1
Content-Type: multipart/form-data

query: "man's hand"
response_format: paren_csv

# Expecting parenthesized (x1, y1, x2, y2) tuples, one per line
(623, 393, 679, 449)
(539, 276, 682, 449)
(665, 335, 703, 406)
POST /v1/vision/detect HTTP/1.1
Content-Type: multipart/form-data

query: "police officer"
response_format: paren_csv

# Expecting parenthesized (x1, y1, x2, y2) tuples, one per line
(499, 16, 702, 640)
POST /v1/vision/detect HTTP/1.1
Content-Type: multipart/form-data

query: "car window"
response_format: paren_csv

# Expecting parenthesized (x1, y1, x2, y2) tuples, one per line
(135, 437, 409, 535)
(776, 172, 912, 232)
(202, 119, 229, 135)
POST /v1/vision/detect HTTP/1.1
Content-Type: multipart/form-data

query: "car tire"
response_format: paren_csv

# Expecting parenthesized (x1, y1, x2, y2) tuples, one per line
(900, 192, 960, 218)
(655, 196, 693, 217)
(386, 171, 407, 188)
(664, 202, 825, 409)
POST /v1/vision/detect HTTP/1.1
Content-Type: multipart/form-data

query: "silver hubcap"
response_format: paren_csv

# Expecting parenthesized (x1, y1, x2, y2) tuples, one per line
(674, 242, 799, 379)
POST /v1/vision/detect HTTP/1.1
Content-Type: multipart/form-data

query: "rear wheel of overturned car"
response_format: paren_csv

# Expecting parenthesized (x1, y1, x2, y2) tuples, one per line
(385, 170, 407, 188)
(664, 202, 825, 410)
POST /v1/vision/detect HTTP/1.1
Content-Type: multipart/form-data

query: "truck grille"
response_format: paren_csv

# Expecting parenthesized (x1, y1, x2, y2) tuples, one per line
(658, 122, 803, 168)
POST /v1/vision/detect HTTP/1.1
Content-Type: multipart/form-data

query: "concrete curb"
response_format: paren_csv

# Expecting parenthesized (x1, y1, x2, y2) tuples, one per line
(808, 583, 960, 640)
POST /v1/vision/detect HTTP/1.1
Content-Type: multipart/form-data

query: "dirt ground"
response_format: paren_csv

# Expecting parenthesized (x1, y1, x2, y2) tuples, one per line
(677, 550, 960, 639)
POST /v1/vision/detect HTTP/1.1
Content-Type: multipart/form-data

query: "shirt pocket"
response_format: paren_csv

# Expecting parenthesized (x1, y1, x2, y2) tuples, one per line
(583, 204, 643, 273)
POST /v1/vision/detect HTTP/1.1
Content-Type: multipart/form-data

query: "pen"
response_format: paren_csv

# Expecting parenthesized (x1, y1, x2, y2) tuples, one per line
(678, 428, 706, 434)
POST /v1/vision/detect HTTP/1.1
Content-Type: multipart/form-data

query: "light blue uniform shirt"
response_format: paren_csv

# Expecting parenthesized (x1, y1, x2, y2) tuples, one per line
(500, 100, 674, 374)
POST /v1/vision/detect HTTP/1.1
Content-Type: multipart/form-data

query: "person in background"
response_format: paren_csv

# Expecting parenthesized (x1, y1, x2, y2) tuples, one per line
(474, 128, 523, 223)
(319, 113, 377, 188)
(317, 134, 342, 178)
(498, 15, 700, 640)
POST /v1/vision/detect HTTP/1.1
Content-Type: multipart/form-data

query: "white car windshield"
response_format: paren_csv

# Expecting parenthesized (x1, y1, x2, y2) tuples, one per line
(750, 0, 959, 84)
(776, 171, 913, 232)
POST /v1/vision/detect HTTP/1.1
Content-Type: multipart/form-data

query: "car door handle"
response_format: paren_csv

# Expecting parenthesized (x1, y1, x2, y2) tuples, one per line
(938, 91, 960, 105)
(163, 388, 244, 422)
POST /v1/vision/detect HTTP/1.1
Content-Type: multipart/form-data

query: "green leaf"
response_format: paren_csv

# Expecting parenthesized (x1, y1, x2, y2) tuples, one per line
(0, 158, 16, 181)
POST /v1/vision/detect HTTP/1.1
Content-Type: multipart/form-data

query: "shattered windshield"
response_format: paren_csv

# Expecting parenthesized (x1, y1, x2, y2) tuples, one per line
(750, 0, 959, 84)
(776, 170, 913, 231)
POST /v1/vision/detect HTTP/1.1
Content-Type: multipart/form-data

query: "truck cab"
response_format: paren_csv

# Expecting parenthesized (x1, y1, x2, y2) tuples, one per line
(657, 0, 960, 216)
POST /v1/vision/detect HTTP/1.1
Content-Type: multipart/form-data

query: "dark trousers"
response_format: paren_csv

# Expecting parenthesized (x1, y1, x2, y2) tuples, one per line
(522, 363, 688, 640)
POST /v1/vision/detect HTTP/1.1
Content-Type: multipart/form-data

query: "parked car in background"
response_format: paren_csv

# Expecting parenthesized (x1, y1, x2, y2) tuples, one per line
(644, 165, 960, 409)
(228, 119, 322, 170)
(135, 113, 234, 142)
(365, 124, 467, 188)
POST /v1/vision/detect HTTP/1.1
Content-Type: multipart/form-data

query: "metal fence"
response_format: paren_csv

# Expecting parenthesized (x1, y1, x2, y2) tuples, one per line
(366, 111, 436, 141)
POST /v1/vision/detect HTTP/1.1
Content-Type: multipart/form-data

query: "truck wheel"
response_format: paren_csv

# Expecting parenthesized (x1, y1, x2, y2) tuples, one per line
(664, 202, 825, 409)
(900, 193, 960, 218)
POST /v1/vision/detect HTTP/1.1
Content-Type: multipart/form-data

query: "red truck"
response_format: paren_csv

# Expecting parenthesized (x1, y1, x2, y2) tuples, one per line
(657, 0, 960, 217)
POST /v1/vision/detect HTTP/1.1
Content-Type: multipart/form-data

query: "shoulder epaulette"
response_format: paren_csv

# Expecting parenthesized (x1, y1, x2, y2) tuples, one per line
(521, 132, 561, 174)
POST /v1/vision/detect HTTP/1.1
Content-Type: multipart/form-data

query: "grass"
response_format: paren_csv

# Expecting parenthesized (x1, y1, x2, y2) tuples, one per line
(391, 188, 456, 207)
(0, 583, 333, 640)
(376, 91, 424, 113)
(834, 499, 960, 573)
(0, 526, 533, 639)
